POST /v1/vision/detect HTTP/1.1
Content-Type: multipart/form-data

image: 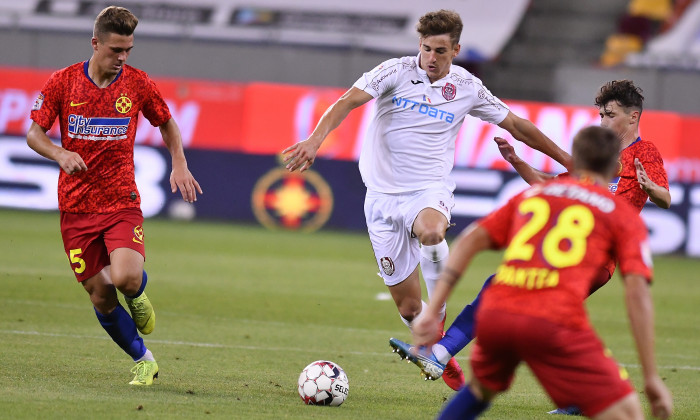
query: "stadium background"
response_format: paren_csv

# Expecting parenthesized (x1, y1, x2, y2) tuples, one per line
(1, 0, 700, 256)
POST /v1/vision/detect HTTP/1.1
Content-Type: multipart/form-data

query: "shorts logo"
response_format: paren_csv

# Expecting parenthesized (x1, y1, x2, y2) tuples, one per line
(380, 257, 395, 276)
(115, 94, 132, 114)
(442, 83, 456, 101)
(132, 225, 144, 245)
(32, 93, 44, 111)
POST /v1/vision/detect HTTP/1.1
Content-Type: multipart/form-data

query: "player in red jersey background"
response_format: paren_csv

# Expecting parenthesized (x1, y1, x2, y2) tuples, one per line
(495, 79, 670, 295)
(26, 6, 202, 386)
(412, 126, 672, 419)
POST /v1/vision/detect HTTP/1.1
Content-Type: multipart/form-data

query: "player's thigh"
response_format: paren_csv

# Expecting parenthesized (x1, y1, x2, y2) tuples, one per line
(60, 212, 110, 282)
(364, 191, 420, 286)
(109, 247, 144, 287)
(405, 187, 453, 242)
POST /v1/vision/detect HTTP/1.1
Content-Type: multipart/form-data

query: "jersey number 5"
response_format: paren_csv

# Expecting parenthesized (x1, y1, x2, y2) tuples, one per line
(69, 248, 86, 274)
(503, 197, 595, 268)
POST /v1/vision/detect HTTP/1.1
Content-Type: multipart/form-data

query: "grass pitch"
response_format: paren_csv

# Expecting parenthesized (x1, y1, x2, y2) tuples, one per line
(0, 209, 698, 419)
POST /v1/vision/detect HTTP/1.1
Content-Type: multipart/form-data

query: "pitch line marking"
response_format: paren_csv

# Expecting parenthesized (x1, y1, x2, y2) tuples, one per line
(1, 328, 699, 372)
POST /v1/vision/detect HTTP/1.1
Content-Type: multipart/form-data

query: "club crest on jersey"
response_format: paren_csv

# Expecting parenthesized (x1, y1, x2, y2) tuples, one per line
(32, 93, 44, 111)
(380, 257, 395, 276)
(442, 83, 456, 101)
(115, 94, 132, 114)
(132, 225, 144, 245)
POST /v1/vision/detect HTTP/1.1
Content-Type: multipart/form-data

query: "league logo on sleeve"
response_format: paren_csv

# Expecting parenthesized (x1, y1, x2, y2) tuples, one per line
(32, 93, 44, 111)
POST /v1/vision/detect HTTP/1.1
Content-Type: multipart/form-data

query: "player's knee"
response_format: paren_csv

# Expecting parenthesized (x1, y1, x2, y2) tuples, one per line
(110, 269, 143, 295)
(418, 230, 445, 246)
(88, 287, 119, 314)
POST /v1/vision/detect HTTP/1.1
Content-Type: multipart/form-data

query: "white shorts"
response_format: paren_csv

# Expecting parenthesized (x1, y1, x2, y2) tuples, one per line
(364, 186, 454, 286)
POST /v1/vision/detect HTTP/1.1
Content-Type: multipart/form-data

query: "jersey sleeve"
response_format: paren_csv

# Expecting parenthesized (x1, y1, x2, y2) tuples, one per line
(477, 195, 519, 249)
(612, 201, 653, 282)
(639, 142, 669, 190)
(464, 78, 509, 125)
(141, 77, 172, 127)
(352, 58, 402, 98)
(30, 70, 63, 131)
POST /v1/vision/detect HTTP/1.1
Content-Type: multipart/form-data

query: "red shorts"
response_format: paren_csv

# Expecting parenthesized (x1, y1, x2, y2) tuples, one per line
(60, 208, 146, 282)
(471, 310, 634, 417)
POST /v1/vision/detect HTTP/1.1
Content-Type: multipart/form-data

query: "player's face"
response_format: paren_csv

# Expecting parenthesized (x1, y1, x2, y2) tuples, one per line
(419, 34, 460, 83)
(92, 32, 134, 77)
(599, 101, 638, 143)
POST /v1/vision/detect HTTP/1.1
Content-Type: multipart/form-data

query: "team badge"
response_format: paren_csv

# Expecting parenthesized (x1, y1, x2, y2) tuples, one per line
(380, 257, 395, 276)
(32, 93, 44, 111)
(251, 167, 334, 232)
(115, 94, 132, 114)
(442, 83, 456, 101)
(132, 225, 144, 245)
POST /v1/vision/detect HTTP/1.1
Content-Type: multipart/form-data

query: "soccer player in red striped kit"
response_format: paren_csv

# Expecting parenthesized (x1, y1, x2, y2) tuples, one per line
(27, 6, 202, 386)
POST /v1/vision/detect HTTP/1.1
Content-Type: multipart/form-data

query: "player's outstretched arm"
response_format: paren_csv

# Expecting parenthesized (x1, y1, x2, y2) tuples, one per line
(159, 118, 203, 203)
(635, 158, 671, 209)
(623, 273, 673, 419)
(26, 121, 88, 175)
(494, 137, 555, 185)
(412, 224, 493, 348)
(497, 111, 572, 170)
(282, 87, 372, 173)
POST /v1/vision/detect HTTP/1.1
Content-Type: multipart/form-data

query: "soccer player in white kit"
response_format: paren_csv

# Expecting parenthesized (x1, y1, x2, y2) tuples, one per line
(282, 9, 571, 391)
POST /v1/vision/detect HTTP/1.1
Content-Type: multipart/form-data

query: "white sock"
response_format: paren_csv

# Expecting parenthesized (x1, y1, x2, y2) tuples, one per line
(136, 349, 155, 362)
(432, 343, 452, 365)
(420, 240, 449, 320)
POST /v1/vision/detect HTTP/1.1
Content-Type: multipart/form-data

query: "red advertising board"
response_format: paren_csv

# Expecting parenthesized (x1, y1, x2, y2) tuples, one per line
(2, 66, 699, 181)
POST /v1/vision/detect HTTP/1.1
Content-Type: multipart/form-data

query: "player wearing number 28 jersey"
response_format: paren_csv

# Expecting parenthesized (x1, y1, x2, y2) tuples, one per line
(411, 126, 672, 419)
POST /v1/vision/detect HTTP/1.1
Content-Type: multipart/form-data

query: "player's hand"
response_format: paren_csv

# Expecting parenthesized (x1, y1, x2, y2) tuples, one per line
(411, 310, 441, 348)
(644, 375, 673, 419)
(56, 149, 88, 175)
(494, 137, 521, 165)
(170, 165, 203, 203)
(282, 139, 320, 173)
(635, 158, 654, 193)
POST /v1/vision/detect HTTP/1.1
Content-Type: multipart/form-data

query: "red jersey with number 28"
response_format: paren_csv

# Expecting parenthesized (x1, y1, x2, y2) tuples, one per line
(477, 177, 652, 330)
(30, 61, 171, 213)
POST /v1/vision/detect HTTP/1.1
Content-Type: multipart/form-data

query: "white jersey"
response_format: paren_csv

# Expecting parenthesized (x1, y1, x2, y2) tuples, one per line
(353, 54, 509, 193)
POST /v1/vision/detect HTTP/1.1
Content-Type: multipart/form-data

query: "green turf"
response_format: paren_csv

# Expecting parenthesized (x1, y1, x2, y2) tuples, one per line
(0, 209, 697, 419)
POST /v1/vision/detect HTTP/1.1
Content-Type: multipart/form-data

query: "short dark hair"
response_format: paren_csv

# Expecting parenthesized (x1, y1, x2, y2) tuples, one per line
(572, 126, 621, 178)
(416, 10, 463, 46)
(94, 6, 138, 40)
(594, 80, 644, 114)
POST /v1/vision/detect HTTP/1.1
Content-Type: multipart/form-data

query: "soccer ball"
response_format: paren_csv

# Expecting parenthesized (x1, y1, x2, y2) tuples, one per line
(297, 360, 349, 406)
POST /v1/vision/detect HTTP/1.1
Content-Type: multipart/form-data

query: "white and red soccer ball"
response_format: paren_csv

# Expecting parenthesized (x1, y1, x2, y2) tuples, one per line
(297, 360, 349, 406)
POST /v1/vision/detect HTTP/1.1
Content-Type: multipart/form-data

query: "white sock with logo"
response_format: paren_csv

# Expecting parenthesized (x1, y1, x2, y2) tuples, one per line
(420, 240, 449, 320)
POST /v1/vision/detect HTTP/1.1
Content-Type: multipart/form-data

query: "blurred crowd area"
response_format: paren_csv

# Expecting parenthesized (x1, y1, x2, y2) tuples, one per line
(0, 0, 699, 112)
